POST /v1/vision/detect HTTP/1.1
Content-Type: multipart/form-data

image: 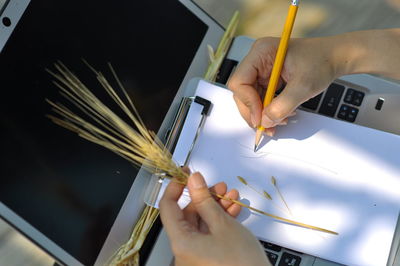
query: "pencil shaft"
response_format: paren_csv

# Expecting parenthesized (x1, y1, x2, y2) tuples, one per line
(263, 4, 298, 107)
(255, 3, 299, 148)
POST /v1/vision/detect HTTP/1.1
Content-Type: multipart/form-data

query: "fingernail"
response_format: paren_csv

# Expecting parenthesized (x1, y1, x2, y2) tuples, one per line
(250, 113, 257, 128)
(189, 173, 206, 189)
(279, 120, 287, 126)
(265, 130, 274, 137)
(261, 115, 274, 128)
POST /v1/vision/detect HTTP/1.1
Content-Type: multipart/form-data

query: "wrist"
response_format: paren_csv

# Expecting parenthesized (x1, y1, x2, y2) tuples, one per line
(327, 32, 365, 78)
(328, 29, 400, 79)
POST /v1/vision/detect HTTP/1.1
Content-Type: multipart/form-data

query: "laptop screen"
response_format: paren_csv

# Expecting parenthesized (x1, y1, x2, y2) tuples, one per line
(0, 0, 207, 264)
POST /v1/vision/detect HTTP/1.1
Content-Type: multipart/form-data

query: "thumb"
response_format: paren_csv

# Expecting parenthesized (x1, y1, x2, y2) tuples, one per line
(187, 172, 226, 230)
(261, 82, 307, 128)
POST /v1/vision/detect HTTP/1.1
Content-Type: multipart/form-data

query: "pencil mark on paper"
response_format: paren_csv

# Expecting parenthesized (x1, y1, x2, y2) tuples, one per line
(236, 141, 338, 175)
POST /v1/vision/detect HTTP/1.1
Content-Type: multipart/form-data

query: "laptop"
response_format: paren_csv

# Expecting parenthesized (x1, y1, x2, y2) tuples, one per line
(146, 36, 400, 266)
(0, 0, 224, 265)
(0, 0, 399, 265)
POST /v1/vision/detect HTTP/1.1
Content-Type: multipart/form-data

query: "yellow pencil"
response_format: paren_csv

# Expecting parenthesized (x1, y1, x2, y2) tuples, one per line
(254, 0, 299, 152)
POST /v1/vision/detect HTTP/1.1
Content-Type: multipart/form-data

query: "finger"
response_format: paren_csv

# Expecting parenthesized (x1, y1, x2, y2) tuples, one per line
(183, 203, 199, 229)
(199, 218, 210, 234)
(227, 202, 242, 218)
(209, 182, 227, 200)
(233, 95, 252, 127)
(184, 182, 227, 228)
(187, 172, 226, 231)
(228, 51, 264, 88)
(264, 127, 276, 137)
(262, 117, 288, 138)
(182, 166, 191, 175)
(229, 54, 265, 128)
(159, 181, 187, 242)
(219, 189, 239, 210)
(218, 189, 241, 217)
(232, 86, 263, 128)
(261, 83, 307, 128)
(278, 118, 288, 126)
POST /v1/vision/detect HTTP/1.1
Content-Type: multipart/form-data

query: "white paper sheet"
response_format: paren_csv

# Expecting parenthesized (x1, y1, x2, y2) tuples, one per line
(167, 80, 400, 266)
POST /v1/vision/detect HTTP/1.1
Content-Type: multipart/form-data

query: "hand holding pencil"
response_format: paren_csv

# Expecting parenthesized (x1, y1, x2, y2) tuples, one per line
(254, 0, 299, 151)
(228, 0, 302, 149)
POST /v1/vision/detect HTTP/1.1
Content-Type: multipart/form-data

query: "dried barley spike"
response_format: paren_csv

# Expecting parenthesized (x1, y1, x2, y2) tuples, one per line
(237, 176, 265, 199)
(237, 176, 285, 208)
(271, 176, 292, 216)
(237, 176, 287, 214)
(271, 175, 277, 186)
(237, 176, 248, 185)
(263, 190, 272, 200)
(46, 61, 189, 185)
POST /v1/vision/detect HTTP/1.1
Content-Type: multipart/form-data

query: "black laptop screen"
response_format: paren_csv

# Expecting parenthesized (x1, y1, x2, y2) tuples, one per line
(0, 0, 207, 264)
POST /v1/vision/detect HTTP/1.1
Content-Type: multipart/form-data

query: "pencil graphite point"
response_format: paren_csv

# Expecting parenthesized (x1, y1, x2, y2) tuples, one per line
(254, 128, 263, 152)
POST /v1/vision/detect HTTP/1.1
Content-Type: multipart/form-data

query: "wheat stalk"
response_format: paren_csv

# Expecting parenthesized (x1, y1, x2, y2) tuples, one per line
(212, 193, 337, 235)
(107, 205, 159, 265)
(204, 11, 239, 81)
(46, 61, 189, 185)
(46, 61, 190, 266)
(237, 176, 289, 215)
(46, 61, 337, 264)
(237, 176, 272, 200)
(271, 176, 292, 215)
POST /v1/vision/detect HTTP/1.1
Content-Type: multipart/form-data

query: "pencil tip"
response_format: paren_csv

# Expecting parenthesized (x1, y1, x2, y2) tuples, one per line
(254, 144, 258, 153)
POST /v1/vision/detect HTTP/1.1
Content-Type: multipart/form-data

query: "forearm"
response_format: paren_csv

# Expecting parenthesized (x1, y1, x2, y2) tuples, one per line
(329, 29, 400, 79)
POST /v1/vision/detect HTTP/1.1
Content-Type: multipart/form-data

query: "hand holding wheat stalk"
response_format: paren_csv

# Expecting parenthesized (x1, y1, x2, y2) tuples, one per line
(46, 61, 338, 236)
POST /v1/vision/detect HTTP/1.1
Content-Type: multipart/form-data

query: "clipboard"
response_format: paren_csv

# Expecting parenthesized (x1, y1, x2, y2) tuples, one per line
(144, 78, 400, 266)
(143, 78, 212, 208)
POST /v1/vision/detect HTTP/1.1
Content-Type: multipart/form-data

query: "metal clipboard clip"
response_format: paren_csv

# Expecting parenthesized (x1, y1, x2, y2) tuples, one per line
(144, 85, 212, 207)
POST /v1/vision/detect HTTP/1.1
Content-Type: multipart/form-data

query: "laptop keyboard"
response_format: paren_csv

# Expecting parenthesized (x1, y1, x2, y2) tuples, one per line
(337, 104, 359, 122)
(301, 82, 365, 123)
(260, 240, 303, 266)
(318, 83, 345, 117)
(266, 251, 279, 265)
(279, 252, 302, 266)
(343, 88, 365, 106)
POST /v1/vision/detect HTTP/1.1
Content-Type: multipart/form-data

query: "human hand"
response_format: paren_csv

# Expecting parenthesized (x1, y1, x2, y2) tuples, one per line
(159, 172, 271, 266)
(228, 37, 337, 136)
